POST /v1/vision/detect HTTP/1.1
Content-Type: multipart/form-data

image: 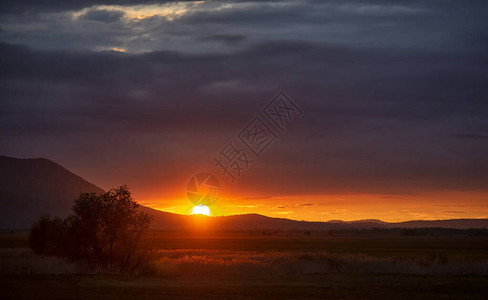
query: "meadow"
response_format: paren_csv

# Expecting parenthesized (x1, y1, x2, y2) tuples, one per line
(1, 231, 488, 299)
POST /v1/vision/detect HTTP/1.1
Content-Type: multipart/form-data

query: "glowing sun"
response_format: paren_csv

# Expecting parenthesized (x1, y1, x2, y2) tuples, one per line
(192, 205, 210, 216)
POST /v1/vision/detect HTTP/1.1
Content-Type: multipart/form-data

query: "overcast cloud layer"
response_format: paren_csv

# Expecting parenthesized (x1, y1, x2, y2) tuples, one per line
(1, 0, 487, 203)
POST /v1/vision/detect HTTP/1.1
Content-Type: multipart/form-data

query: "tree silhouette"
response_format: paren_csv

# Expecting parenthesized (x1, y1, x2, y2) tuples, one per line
(66, 185, 152, 272)
(29, 185, 153, 272)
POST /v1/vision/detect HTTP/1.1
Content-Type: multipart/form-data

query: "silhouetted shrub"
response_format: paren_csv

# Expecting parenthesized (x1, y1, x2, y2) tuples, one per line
(29, 185, 153, 273)
(65, 185, 153, 272)
(29, 216, 67, 256)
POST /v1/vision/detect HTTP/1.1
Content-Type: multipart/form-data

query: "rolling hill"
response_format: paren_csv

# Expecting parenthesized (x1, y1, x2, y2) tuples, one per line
(146, 211, 488, 231)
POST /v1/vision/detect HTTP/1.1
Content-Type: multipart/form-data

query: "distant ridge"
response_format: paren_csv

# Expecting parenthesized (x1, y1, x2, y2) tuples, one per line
(1, 155, 487, 231)
(0, 155, 104, 229)
(146, 210, 488, 231)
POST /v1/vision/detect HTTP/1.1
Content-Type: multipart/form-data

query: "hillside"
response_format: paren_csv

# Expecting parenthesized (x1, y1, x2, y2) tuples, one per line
(0, 155, 104, 229)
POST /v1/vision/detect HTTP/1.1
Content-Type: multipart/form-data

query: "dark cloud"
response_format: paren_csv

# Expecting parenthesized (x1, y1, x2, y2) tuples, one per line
(81, 9, 125, 23)
(0, 0, 487, 198)
(2, 0, 488, 54)
(0, 0, 185, 14)
(1, 37, 487, 196)
(197, 34, 246, 45)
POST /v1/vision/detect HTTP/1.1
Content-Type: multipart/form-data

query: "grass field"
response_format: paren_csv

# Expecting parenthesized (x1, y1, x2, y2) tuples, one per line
(144, 231, 488, 259)
(1, 231, 488, 299)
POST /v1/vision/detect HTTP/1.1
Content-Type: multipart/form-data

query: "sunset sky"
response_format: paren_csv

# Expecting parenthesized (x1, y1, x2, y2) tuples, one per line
(1, 0, 487, 222)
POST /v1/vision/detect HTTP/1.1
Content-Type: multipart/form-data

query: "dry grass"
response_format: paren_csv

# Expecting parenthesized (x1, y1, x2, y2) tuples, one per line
(2, 232, 488, 277)
(2, 233, 488, 299)
(2, 247, 487, 277)
(150, 249, 488, 277)
(0, 249, 77, 275)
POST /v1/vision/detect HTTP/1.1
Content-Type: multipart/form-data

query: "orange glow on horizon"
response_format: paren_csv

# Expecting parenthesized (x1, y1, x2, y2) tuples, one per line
(137, 190, 488, 223)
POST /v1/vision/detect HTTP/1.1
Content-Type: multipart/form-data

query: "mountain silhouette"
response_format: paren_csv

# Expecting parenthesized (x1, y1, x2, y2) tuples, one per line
(146, 212, 488, 231)
(1, 155, 487, 230)
(0, 155, 104, 229)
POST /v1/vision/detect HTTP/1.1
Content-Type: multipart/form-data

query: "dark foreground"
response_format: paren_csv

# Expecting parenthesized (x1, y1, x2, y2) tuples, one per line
(1, 232, 488, 299)
(2, 273, 488, 300)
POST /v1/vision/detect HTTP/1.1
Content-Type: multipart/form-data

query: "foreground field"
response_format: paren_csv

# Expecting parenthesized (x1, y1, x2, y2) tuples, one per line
(2, 273, 488, 300)
(143, 231, 488, 259)
(1, 232, 488, 299)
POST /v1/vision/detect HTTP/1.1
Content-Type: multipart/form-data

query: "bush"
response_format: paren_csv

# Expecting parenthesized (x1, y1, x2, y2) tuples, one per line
(29, 185, 153, 273)
(29, 216, 67, 256)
